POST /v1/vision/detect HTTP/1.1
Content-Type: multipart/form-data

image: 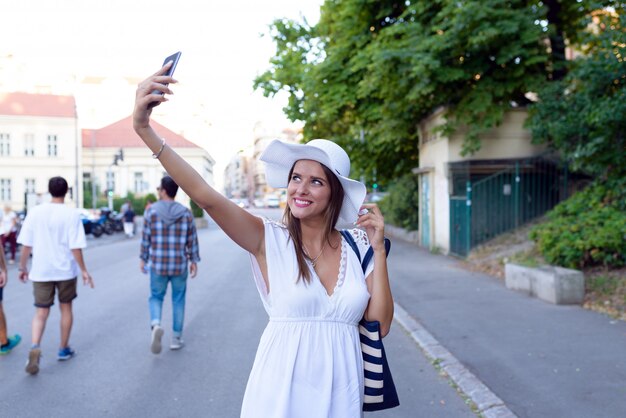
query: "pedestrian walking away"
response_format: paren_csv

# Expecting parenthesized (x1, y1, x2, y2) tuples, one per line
(133, 62, 394, 417)
(17, 176, 95, 375)
(1, 205, 19, 265)
(0, 246, 21, 355)
(120, 200, 131, 216)
(123, 204, 136, 238)
(140, 176, 200, 354)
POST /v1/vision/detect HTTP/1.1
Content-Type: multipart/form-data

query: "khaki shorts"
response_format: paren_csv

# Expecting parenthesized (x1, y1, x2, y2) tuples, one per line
(33, 279, 77, 307)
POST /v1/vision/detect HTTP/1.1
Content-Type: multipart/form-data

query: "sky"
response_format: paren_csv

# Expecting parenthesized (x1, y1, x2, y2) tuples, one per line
(0, 0, 323, 188)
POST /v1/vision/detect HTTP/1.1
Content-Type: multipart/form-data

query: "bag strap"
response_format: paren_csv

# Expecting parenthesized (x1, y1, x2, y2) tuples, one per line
(340, 229, 391, 274)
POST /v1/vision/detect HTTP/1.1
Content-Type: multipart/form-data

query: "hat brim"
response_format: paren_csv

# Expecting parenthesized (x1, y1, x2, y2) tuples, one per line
(260, 140, 367, 229)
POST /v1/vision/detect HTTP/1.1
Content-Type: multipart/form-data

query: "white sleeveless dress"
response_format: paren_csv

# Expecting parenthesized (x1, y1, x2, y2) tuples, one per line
(241, 219, 375, 418)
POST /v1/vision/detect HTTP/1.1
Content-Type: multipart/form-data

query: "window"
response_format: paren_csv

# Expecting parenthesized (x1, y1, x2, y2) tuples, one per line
(24, 133, 35, 156)
(25, 178, 36, 194)
(0, 179, 11, 201)
(134, 172, 144, 193)
(0, 133, 10, 156)
(106, 171, 115, 191)
(47, 134, 58, 157)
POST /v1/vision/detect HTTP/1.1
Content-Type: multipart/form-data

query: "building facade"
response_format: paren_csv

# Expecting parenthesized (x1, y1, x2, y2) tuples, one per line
(223, 148, 254, 202)
(251, 122, 301, 205)
(82, 116, 215, 209)
(0, 92, 81, 210)
(415, 108, 549, 254)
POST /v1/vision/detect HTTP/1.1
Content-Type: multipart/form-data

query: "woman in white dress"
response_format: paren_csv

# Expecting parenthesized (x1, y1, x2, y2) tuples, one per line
(133, 62, 394, 418)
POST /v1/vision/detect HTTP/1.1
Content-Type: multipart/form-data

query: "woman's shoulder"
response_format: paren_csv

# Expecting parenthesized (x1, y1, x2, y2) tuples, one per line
(262, 217, 287, 229)
(343, 228, 370, 246)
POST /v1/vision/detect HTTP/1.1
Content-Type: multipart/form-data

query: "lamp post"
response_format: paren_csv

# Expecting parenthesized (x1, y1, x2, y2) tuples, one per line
(74, 101, 80, 208)
(107, 148, 124, 210)
(91, 131, 97, 209)
(107, 164, 114, 210)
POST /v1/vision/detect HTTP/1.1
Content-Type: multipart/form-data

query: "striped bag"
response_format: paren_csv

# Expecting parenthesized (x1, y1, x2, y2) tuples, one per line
(341, 230, 400, 412)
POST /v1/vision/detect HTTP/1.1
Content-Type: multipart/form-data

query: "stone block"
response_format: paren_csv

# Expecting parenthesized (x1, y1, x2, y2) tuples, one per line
(505, 263, 585, 305)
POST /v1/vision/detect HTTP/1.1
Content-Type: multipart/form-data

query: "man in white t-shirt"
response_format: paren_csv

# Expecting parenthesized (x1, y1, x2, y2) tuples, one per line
(17, 176, 95, 375)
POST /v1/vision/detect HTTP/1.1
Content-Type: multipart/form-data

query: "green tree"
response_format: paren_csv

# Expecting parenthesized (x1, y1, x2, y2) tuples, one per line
(379, 173, 420, 230)
(527, 10, 626, 178)
(255, 0, 618, 184)
(189, 199, 204, 218)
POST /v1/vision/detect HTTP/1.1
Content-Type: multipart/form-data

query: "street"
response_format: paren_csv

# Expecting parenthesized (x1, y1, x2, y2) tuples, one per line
(0, 209, 475, 418)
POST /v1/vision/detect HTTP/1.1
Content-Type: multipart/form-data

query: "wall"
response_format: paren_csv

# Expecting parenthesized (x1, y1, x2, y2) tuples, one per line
(418, 108, 546, 254)
(0, 114, 80, 210)
(81, 146, 214, 210)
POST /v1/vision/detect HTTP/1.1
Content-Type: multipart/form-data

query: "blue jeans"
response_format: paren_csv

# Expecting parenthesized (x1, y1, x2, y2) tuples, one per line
(149, 270, 188, 338)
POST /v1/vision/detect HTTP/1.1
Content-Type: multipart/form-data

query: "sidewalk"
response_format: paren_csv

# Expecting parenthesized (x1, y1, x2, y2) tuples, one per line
(389, 237, 626, 418)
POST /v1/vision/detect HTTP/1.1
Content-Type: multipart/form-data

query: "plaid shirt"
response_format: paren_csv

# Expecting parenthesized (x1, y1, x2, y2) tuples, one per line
(140, 204, 200, 276)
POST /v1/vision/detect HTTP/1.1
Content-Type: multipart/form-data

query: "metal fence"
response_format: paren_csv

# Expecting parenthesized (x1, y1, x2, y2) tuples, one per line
(450, 157, 569, 257)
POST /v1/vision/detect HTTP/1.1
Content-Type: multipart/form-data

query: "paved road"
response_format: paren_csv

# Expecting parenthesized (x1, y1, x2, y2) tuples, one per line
(387, 238, 626, 418)
(0, 211, 475, 418)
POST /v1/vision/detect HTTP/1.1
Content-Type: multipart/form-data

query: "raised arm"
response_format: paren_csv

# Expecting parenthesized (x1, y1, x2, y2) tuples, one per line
(132, 63, 264, 256)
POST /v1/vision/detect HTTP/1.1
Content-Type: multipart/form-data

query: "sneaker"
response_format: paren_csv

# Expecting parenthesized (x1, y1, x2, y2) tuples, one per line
(57, 346, 76, 361)
(0, 334, 22, 355)
(25, 348, 41, 375)
(151, 325, 164, 354)
(170, 336, 184, 350)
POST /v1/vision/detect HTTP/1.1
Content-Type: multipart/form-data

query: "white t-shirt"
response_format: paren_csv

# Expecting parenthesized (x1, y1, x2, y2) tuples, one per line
(17, 202, 87, 282)
(0, 210, 17, 235)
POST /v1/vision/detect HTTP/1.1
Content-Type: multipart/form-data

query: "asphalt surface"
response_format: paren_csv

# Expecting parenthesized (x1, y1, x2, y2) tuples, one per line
(0, 213, 475, 418)
(5, 209, 622, 417)
(387, 237, 626, 418)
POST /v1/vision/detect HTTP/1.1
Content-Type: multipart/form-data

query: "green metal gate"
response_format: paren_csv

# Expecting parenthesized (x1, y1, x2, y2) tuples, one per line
(449, 157, 568, 257)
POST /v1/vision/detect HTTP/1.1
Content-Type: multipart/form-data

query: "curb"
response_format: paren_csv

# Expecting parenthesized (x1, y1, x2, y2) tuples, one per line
(393, 303, 517, 418)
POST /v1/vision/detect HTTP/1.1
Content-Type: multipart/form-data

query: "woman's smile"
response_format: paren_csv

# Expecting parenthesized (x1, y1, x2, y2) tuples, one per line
(293, 198, 313, 208)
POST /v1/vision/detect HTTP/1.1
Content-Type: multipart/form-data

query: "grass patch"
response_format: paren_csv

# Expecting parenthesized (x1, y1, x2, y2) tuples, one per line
(462, 223, 626, 322)
(507, 249, 545, 268)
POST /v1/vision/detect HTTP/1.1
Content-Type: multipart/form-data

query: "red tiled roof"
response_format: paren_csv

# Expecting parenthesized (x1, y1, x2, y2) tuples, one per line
(0, 92, 76, 118)
(82, 116, 200, 149)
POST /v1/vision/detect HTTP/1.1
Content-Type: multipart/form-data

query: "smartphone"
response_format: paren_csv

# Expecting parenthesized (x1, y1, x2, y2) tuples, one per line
(148, 51, 182, 107)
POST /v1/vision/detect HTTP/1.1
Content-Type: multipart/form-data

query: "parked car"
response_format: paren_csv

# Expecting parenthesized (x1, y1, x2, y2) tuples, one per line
(264, 196, 280, 208)
(229, 198, 249, 209)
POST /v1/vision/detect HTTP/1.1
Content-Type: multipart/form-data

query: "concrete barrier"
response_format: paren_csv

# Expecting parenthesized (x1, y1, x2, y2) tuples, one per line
(505, 263, 585, 305)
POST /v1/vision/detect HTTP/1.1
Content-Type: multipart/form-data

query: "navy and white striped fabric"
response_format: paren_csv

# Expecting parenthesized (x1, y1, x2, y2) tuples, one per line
(360, 319, 385, 405)
(341, 230, 399, 412)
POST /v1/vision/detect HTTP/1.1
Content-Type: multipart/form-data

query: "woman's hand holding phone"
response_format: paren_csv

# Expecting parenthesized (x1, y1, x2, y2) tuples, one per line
(147, 51, 182, 108)
(134, 52, 181, 132)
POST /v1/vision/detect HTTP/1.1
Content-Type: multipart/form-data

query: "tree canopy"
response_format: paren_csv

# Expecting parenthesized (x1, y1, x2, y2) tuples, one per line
(255, 0, 624, 185)
(527, 9, 626, 179)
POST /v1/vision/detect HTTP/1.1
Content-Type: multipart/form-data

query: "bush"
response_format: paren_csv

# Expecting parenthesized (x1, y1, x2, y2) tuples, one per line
(113, 192, 147, 215)
(529, 178, 626, 269)
(190, 199, 204, 218)
(379, 173, 419, 231)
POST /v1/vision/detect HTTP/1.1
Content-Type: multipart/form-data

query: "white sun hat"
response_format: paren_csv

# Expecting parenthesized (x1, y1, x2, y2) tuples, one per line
(260, 139, 367, 229)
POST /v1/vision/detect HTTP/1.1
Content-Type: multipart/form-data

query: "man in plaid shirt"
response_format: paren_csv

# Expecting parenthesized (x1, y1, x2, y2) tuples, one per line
(140, 176, 200, 354)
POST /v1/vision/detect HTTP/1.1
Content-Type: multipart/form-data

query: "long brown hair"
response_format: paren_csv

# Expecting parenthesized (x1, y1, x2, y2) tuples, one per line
(283, 162, 345, 283)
